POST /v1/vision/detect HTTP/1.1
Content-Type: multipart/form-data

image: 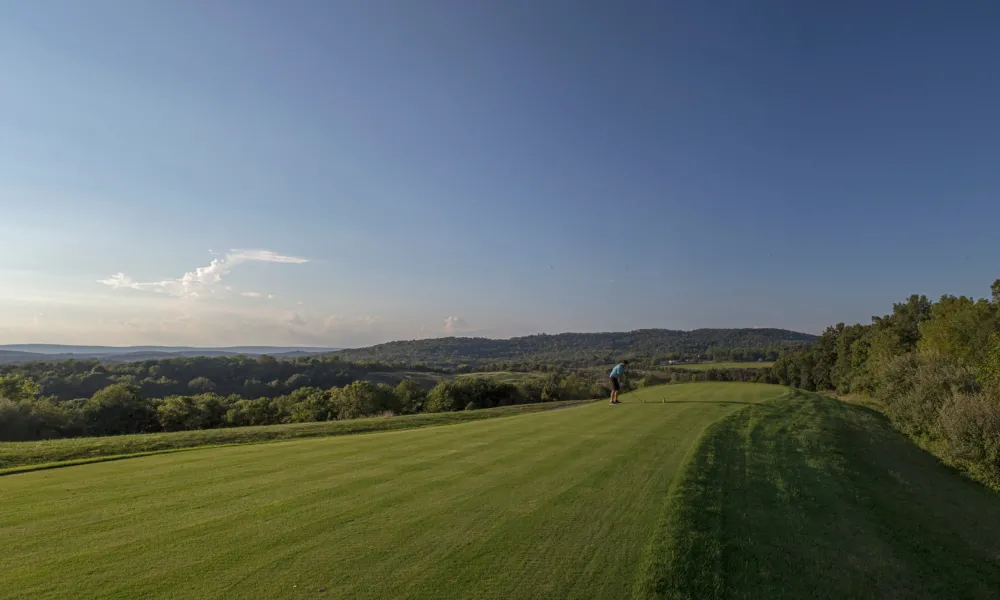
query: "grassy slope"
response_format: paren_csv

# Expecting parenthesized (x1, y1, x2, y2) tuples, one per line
(0, 401, 585, 473)
(456, 371, 549, 384)
(0, 383, 783, 600)
(639, 390, 1000, 600)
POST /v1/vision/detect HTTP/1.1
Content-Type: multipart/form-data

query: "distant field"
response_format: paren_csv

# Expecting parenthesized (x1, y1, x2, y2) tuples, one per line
(671, 361, 774, 370)
(456, 371, 548, 384)
(4, 383, 997, 599)
(362, 370, 443, 387)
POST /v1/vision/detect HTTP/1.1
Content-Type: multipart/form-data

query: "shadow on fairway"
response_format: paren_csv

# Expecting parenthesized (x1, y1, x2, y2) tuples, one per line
(634, 391, 1000, 600)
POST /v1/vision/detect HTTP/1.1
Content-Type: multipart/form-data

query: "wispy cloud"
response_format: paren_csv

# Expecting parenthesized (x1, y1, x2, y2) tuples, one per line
(285, 311, 307, 327)
(241, 291, 263, 298)
(98, 249, 308, 299)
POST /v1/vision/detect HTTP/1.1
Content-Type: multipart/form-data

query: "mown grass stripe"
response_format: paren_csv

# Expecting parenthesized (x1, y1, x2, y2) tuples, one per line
(1, 383, 776, 600)
(0, 400, 590, 475)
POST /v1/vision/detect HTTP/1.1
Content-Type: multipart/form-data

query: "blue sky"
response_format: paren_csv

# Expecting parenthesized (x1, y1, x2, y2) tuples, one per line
(2, 1, 998, 347)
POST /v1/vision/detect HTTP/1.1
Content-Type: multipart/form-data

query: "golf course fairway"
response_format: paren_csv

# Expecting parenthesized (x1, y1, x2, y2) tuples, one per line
(3, 383, 999, 599)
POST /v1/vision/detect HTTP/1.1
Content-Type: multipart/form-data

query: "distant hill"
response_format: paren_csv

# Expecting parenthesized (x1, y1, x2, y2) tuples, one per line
(0, 345, 340, 365)
(329, 328, 817, 368)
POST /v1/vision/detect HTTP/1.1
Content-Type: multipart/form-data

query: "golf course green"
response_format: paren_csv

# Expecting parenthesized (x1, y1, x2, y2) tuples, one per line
(3, 383, 998, 599)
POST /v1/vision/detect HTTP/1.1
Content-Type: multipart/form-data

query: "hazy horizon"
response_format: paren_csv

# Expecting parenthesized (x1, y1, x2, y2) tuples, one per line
(3, 1, 998, 347)
(0, 324, 817, 351)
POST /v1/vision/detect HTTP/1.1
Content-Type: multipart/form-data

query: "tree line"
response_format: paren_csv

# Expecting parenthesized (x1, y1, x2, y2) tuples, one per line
(0, 355, 442, 403)
(0, 371, 613, 442)
(772, 279, 1000, 488)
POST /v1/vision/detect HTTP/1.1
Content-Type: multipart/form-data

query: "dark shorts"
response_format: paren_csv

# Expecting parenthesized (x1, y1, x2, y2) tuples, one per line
(610, 376, 620, 391)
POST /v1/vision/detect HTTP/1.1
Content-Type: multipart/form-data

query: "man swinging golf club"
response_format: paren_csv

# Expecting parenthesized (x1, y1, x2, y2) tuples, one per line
(609, 360, 628, 405)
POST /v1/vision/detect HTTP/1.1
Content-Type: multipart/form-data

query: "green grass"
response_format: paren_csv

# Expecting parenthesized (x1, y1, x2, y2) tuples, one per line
(362, 370, 444, 387)
(455, 370, 549, 384)
(0, 383, 781, 599)
(639, 390, 1000, 599)
(0, 400, 586, 473)
(4, 383, 999, 599)
(672, 361, 774, 371)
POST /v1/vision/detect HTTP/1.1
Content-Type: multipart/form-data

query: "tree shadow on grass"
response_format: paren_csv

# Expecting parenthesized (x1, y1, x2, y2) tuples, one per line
(636, 391, 1000, 600)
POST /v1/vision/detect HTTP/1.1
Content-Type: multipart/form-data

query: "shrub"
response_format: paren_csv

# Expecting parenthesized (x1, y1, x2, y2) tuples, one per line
(937, 390, 1000, 488)
(875, 353, 976, 438)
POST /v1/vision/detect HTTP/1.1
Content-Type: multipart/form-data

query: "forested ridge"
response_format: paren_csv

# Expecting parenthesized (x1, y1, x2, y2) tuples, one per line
(330, 327, 816, 367)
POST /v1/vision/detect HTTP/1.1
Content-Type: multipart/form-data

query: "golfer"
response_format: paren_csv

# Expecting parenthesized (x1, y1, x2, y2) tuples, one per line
(609, 360, 628, 405)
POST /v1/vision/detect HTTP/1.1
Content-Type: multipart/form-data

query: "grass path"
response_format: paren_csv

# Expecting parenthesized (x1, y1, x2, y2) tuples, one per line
(0, 383, 779, 600)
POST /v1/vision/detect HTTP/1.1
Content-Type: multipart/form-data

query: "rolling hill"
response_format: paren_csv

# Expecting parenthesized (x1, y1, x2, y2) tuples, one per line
(0, 345, 340, 365)
(330, 328, 816, 367)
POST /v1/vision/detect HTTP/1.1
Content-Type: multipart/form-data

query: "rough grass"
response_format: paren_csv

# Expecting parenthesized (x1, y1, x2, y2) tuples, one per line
(0, 383, 782, 600)
(0, 400, 586, 474)
(636, 390, 1000, 599)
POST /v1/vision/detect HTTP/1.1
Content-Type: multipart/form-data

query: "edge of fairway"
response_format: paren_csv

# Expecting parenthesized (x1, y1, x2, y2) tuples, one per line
(631, 388, 1000, 599)
(0, 399, 596, 477)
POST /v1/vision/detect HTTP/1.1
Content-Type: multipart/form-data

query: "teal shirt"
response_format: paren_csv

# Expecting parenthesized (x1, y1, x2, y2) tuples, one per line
(609, 363, 625, 378)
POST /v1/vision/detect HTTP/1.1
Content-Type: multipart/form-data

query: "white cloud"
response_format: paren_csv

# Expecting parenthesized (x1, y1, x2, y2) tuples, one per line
(98, 249, 308, 299)
(241, 291, 263, 298)
(98, 273, 136, 289)
(444, 316, 469, 333)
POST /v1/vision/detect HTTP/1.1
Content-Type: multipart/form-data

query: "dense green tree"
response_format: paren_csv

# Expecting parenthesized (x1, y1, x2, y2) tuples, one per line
(188, 377, 216, 393)
(158, 396, 207, 432)
(394, 380, 428, 415)
(333, 381, 378, 420)
(0, 374, 40, 402)
(225, 398, 277, 427)
(285, 373, 311, 389)
(917, 295, 998, 366)
(373, 383, 402, 415)
(83, 383, 157, 436)
(833, 324, 868, 393)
